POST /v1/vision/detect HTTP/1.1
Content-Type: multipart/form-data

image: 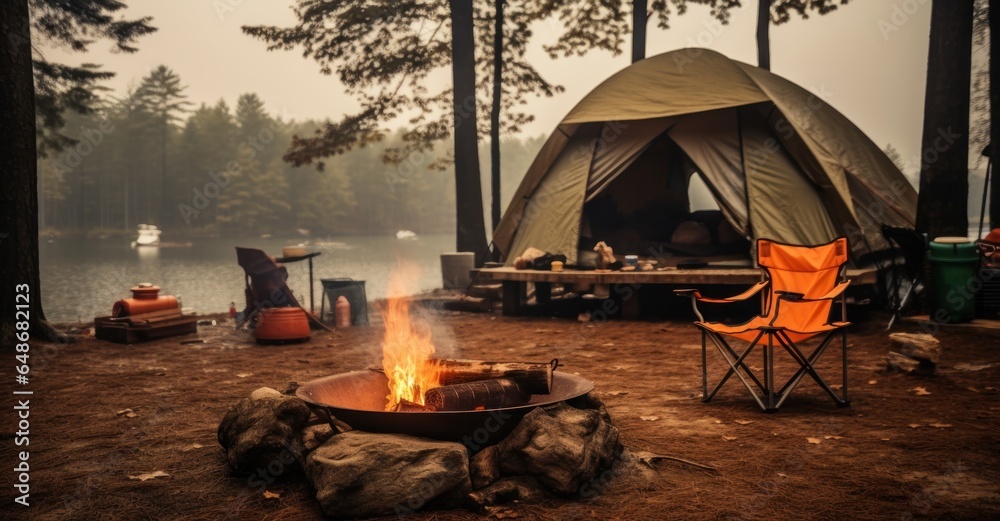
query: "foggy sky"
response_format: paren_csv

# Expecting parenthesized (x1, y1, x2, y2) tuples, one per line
(42, 0, 944, 178)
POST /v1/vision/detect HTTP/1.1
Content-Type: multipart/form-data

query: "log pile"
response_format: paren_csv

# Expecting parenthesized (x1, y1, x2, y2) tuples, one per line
(421, 359, 556, 412)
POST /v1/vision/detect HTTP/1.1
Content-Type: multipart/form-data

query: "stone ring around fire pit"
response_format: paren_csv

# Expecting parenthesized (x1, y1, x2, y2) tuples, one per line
(296, 370, 595, 445)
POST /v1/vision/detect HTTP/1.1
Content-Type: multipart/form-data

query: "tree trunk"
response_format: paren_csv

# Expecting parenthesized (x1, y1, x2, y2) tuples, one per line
(916, 0, 974, 238)
(490, 0, 503, 240)
(449, 0, 489, 264)
(991, 0, 999, 230)
(0, 0, 65, 344)
(632, 0, 647, 63)
(756, 0, 771, 70)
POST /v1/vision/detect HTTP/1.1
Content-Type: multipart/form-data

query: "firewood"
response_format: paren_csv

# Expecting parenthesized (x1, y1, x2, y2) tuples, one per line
(433, 359, 554, 394)
(393, 399, 435, 412)
(424, 379, 529, 411)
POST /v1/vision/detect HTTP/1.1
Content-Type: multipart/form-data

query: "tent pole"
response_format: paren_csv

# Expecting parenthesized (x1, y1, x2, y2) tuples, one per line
(736, 108, 752, 241)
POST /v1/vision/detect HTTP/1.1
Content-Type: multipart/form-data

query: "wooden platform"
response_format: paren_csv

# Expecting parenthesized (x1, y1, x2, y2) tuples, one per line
(474, 266, 878, 317)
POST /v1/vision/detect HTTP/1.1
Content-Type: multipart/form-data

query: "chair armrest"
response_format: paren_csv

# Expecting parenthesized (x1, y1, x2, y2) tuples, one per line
(776, 281, 851, 303)
(674, 282, 768, 304)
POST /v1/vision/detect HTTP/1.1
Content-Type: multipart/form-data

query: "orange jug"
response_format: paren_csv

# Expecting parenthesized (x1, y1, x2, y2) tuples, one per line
(112, 283, 179, 317)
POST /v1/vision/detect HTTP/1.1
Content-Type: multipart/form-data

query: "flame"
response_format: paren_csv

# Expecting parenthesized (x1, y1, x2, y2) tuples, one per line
(381, 265, 440, 410)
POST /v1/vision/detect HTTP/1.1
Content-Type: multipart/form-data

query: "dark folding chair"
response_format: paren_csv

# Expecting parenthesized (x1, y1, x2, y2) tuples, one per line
(675, 237, 852, 412)
(880, 225, 928, 330)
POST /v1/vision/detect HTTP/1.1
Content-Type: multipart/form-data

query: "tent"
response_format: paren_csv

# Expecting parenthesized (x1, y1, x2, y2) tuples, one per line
(493, 49, 917, 268)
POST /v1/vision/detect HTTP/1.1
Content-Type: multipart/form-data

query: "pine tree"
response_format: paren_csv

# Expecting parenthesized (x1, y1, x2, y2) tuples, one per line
(136, 65, 192, 226)
(0, 0, 154, 343)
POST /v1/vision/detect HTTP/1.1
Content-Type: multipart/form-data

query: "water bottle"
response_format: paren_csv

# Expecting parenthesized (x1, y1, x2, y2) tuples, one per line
(335, 296, 351, 328)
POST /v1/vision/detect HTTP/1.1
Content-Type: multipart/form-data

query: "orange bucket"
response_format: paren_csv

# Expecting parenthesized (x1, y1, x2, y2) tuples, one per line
(254, 307, 310, 344)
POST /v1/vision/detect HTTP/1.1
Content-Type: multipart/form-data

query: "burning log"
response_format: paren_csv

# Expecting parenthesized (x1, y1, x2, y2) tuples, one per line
(433, 359, 556, 394)
(425, 379, 530, 411)
(392, 399, 435, 412)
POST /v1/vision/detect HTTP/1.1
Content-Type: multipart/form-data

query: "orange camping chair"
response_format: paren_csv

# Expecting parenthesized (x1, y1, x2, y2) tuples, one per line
(675, 237, 852, 412)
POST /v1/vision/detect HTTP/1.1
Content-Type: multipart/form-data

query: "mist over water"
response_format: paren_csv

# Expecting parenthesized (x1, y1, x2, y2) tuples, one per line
(40, 234, 456, 323)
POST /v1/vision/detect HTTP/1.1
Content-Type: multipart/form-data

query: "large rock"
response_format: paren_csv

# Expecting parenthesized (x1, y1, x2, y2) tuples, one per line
(496, 402, 622, 495)
(890, 333, 942, 364)
(306, 431, 472, 518)
(217, 387, 312, 474)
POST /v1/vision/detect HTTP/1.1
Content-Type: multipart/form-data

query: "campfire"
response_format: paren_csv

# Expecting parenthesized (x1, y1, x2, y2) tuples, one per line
(220, 266, 619, 519)
(379, 266, 558, 414)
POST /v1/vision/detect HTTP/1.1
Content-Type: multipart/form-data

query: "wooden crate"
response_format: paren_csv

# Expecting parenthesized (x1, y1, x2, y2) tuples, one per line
(95, 309, 198, 344)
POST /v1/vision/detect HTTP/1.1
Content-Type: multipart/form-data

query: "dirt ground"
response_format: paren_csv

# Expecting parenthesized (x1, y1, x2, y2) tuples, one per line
(3, 297, 1000, 521)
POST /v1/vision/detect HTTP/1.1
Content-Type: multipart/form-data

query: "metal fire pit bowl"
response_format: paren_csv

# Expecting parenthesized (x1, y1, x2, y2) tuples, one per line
(296, 370, 595, 444)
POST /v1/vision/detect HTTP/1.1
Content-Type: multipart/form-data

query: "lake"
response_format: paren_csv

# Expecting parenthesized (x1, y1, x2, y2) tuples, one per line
(40, 233, 457, 323)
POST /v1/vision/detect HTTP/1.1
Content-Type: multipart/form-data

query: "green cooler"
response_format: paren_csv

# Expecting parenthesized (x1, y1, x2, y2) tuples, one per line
(927, 237, 979, 323)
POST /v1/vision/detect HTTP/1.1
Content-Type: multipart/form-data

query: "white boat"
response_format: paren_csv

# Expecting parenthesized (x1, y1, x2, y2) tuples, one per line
(396, 230, 418, 240)
(131, 224, 162, 248)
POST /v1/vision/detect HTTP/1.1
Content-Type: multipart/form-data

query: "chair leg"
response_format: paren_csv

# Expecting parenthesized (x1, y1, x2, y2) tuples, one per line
(703, 331, 770, 411)
(765, 333, 777, 412)
(701, 331, 708, 400)
(772, 330, 850, 409)
(841, 330, 850, 407)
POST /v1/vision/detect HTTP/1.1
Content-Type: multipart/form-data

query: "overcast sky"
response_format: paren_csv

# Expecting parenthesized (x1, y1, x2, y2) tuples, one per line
(42, 0, 946, 178)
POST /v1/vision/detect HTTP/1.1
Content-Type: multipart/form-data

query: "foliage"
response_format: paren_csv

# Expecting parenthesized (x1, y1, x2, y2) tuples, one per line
(37, 85, 546, 237)
(241, 0, 561, 171)
(536, 0, 850, 58)
(29, 0, 156, 155)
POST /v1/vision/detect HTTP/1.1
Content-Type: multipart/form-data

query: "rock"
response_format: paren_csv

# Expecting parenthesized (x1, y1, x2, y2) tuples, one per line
(306, 431, 471, 518)
(466, 476, 545, 509)
(299, 423, 335, 454)
(886, 351, 920, 374)
(890, 333, 942, 364)
(497, 402, 622, 495)
(217, 387, 312, 475)
(470, 445, 501, 489)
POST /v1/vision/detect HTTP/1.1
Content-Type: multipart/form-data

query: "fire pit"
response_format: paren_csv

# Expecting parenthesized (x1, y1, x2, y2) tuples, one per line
(296, 370, 594, 443)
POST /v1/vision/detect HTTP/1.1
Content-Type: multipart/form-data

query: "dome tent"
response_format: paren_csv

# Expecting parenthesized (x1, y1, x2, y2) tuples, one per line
(493, 49, 916, 267)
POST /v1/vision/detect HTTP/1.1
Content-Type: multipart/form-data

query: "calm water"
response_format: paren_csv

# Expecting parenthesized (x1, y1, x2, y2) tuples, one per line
(40, 234, 457, 323)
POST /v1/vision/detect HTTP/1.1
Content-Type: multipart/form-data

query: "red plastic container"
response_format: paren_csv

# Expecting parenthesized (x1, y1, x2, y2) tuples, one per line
(112, 284, 179, 317)
(255, 307, 310, 343)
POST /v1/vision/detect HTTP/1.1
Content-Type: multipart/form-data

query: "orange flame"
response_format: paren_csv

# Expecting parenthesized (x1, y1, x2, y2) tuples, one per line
(381, 265, 440, 410)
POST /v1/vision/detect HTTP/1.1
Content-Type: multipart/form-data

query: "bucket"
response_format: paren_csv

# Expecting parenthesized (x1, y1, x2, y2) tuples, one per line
(441, 252, 474, 289)
(927, 237, 979, 323)
(255, 307, 310, 343)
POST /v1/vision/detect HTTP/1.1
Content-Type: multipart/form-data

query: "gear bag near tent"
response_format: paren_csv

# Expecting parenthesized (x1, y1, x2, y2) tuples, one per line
(493, 48, 917, 268)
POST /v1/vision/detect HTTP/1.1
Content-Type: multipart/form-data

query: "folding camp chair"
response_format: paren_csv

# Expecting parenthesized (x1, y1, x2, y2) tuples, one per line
(674, 237, 852, 412)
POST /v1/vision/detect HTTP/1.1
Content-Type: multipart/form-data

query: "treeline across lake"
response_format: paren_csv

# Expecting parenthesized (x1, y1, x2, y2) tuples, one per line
(39, 86, 543, 238)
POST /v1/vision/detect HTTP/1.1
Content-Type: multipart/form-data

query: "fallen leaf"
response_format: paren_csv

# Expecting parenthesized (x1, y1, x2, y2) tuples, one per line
(868, 379, 878, 385)
(966, 387, 980, 393)
(640, 415, 660, 422)
(823, 435, 843, 440)
(605, 390, 628, 397)
(929, 423, 953, 429)
(263, 490, 280, 499)
(880, 437, 891, 441)
(236, 373, 252, 378)
(985, 387, 998, 392)
(125, 412, 137, 418)
(722, 436, 737, 441)
(734, 419, 754, 425)
(116, 408, 133, 416)
(777, 473, 788, 478)
(908, 424, 922, 429)
(602, 343, 615, 347)
(913, 387, 931, 396)
(806, 437, 822, 444)
(129, 471, 169, 482)
(714, 420, 723, 424)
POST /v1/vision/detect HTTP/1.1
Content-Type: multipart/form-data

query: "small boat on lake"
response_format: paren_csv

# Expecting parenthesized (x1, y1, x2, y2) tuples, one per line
(396, 230, 417, 240)
(130, 224, 191, 248)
